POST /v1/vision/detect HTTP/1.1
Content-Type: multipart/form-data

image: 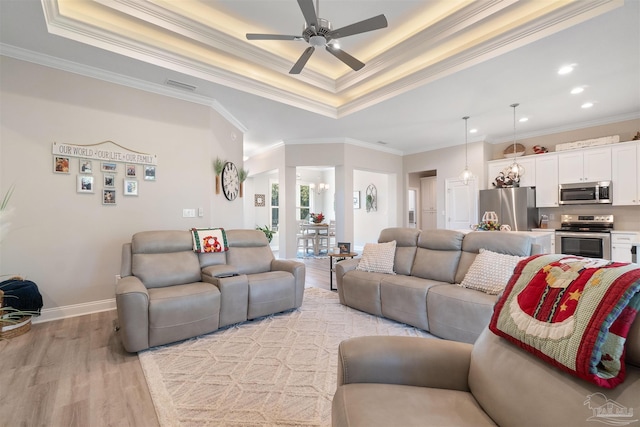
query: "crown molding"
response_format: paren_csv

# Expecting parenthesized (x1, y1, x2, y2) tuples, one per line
(0, 43, 248, 133)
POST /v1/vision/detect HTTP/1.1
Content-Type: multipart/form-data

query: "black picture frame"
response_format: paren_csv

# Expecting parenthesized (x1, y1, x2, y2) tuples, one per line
(338, 242, 351, 254)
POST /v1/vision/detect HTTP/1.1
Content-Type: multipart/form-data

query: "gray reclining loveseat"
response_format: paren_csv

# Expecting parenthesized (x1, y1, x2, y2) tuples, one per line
(116, 229, 305, 352)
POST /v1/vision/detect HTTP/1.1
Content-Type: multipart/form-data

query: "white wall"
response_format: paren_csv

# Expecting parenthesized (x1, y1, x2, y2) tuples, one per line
(403, 141, 487, 228)
(353, 170, 391, 249)
(0, 57, 244, 318)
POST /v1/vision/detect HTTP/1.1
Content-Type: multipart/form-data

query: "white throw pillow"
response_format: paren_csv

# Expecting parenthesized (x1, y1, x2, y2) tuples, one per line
(459, 248, 525, 294)
(356, 240, 397, 275)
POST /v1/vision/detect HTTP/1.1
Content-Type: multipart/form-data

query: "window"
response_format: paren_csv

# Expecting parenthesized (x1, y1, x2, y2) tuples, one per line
(271, 182, 279, 231)
(297, 184, 310, 220)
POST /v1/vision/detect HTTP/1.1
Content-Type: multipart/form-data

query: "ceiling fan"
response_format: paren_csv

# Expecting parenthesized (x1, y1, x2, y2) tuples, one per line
(246, 0, 388, 74)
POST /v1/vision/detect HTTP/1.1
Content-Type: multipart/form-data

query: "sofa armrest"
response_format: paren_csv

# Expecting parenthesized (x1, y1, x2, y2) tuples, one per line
(335, 258, 359, 278)
(201, 264, 239, 279)
(115, 276, 150, 352)
(271, 259, 306, 307)
(337, 336, 472, 392)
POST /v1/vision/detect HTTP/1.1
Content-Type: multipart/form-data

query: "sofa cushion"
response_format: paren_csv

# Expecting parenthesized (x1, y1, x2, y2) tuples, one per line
(459, 249, 525, 295)
(147, 282, 220, 347)
(332, 383, 496, 427)
(427, 285, 498, 344)
(379, 228, 420, 275)
(411, 230, 464, 283)
(132, 251, 202, 288)
(380, 276, 443, 331)
(357, 241, 397, 274)
(341, 270, 385, 316)
(247, 271, 296, 319)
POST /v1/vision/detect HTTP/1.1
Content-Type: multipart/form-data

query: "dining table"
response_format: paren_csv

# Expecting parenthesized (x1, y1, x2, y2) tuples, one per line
(301, 223, 330, 256)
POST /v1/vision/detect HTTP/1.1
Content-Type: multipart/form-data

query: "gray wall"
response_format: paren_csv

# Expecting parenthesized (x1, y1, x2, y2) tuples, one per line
(0, 57, 244, 320)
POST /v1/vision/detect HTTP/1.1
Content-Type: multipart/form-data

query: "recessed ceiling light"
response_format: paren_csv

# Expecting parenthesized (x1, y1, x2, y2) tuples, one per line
(558, 65, 575, 75)
(469, 128, 478, 134)
(581, 102, 594, 109)
(571, 87, 585, 95)
(519, 117, 529, 123)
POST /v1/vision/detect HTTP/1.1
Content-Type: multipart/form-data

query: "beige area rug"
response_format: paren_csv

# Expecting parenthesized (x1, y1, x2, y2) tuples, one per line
(138, 287, 434, 427)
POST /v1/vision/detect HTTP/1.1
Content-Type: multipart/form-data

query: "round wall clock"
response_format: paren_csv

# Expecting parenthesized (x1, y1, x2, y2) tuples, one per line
(221, 161, 239, 201)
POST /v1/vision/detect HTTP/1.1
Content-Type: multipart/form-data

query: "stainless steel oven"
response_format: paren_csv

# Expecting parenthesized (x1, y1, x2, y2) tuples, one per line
(555, 214, 613, 260)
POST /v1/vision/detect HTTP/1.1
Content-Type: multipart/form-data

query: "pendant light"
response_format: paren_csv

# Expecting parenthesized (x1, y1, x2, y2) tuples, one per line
(459, 116, 473, 185)
(508, 103, 525, 182)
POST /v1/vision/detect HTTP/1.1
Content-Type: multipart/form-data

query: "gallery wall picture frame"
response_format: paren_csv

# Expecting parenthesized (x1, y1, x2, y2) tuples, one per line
(125, 164, 136, 177)
(144, 165, 156, 181)
(124, 179, 138, 196)
(53, 156, 70, 174)
(353, 191, 360, 209)
(76, 175, 94, 193)
(101, 162, 117, 172)
(80, 159, 93, 174)
(103, 174, 116, 188)
(103, 189, 116, 205)
(338, 242, 351, 254)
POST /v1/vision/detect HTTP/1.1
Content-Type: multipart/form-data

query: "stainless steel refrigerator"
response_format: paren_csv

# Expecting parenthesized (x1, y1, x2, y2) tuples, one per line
(478, 187, 538, 231)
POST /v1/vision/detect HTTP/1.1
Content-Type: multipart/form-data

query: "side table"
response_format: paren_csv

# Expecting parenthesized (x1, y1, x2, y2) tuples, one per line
(329, 252, 358, 291)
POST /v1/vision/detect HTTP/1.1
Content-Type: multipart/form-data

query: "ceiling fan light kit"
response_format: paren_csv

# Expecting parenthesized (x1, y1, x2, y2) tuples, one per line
(246, 0, 388, 74)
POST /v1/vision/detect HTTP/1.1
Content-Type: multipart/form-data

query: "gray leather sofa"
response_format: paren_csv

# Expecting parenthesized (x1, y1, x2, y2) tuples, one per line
(332, 323, 640, 427)
(335, 228, 538, 343)
(116, 229, 304, 352)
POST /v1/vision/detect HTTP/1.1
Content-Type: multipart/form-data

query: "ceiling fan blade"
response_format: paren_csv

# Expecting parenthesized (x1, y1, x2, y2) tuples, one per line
(325, 46, 365, 71)
(290, 46, 315, 74)
(297, 0, 318, 27)
(246, 33, 301, 41)
(328, 14, 388, 39)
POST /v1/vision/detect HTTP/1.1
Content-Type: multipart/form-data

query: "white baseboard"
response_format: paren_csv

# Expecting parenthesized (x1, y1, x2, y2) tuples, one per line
(33, 298, 116, 324)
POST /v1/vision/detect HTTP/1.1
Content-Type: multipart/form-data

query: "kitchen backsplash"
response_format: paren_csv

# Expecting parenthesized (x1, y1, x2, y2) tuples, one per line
(538, 205, 640, 231)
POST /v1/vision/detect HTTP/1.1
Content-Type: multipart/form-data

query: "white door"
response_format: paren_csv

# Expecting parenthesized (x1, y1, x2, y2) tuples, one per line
(445, 178, 477, 230)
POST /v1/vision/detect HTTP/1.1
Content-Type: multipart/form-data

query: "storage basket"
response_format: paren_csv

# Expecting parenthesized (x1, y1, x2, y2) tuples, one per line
(0, 289, 32, 339)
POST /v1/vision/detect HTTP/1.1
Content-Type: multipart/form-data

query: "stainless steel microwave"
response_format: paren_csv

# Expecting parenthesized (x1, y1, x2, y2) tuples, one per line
(558, 181, 612, 205)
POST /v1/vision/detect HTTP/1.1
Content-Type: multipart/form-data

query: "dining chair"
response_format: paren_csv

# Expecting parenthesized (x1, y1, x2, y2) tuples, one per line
(296, 220, 313, 256)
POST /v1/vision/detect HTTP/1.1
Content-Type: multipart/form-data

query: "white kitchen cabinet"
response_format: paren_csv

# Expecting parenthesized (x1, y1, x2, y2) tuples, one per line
(557, 147, 611, 184)
(611, 231, 640, 263)
(535, 154, 559, 207)
(611, 141, 640, 206)
(487, 157, 536, 188)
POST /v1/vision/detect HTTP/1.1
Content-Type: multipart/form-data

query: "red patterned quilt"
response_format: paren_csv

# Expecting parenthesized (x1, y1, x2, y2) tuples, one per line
(490, 254, 640, 388)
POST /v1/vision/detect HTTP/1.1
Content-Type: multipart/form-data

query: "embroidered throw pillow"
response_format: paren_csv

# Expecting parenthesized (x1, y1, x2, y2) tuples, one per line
(191, 228, 229, 253)
(459, 248, 524, 294)
(356, 240, 397, 275)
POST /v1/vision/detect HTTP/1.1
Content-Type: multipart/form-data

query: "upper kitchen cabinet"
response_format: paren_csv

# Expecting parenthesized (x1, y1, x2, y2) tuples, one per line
(487, 157, 536, 188)
(557, 147, 611, 184)
(535, 154, 559, 207)
(611, 141, 640, 206)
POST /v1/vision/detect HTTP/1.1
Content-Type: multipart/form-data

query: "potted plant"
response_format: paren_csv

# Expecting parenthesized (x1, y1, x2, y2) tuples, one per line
(238, 168, 249, 198)
(256, 225, 274, 243)
(213, 157, 225, 194)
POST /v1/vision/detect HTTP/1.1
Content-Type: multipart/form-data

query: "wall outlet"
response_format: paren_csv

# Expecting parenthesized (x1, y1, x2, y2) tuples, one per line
(115, 274, 121, 284)
(198, 207, 204, 217)
(182, 208, 196, 218)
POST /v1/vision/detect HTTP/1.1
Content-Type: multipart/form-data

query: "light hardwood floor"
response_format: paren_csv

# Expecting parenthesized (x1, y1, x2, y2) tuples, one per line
(0, 257, 333, 427)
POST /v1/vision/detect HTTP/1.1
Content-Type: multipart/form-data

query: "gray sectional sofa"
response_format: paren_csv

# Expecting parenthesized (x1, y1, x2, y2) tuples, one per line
(116, 229, 305, 352)
(335, 228, 539, 343)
